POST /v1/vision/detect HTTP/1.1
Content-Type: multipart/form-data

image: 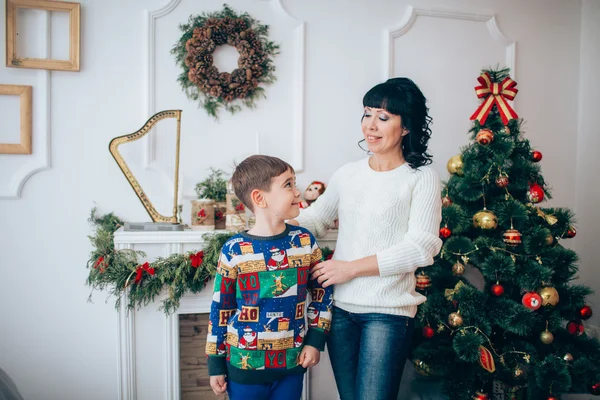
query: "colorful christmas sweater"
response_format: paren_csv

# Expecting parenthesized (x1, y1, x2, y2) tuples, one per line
(205, 224, 333, 384)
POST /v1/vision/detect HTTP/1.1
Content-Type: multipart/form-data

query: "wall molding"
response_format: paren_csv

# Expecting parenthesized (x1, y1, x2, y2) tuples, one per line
(116, 244, 137, 400)
(383, 6, 516, 80)
(1, 13, 52, 199)
(142, 0, 306, 200)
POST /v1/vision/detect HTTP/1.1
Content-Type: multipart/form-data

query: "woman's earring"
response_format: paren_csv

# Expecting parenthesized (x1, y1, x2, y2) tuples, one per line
(357, 139, 373, 155)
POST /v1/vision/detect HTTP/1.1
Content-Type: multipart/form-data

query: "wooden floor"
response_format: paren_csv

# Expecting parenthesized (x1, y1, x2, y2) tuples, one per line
(179, 313, 228, 400)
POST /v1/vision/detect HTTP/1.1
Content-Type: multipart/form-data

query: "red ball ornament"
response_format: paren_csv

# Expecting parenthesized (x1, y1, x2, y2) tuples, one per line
(503, 229, 522, 246)
(442, 196, 453, 208)
(476, 129, 494, 146)
(567, 320, 585, 336)
(440, 226, 452, 239)
(416, 273, 431, 290)
(422, 325, 435, 339)
(527, 183, 545, 203)
(522, 292, 542, 310)
(589, 382, 600, 395)
(565, 226, 577, 238)
(531, 151, 543, 162)
(473, 392, 489, 400)
(495, 175, 509, 188)
(491, 282, 505, 297)
(547, 397, 559, 400)
(580, 305, 593, 320)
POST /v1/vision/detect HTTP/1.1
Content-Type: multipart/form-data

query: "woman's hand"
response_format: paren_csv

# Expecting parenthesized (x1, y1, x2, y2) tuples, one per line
(310, 260, 355, 287)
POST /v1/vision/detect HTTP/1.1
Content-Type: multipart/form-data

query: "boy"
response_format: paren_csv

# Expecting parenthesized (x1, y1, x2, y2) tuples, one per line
(206, 155, 333, 400)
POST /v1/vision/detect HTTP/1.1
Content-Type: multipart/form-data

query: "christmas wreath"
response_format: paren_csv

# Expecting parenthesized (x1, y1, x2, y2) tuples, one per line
(85, 208, 333, 315)
(171, 4, 279, 118)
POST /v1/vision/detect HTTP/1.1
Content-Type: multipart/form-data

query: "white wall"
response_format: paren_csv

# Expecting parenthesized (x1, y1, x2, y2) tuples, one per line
(0, 0, 594, 399)
(575, 0, 600, 327)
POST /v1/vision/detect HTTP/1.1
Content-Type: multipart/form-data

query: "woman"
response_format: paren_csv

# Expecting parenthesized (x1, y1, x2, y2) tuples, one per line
(290, 78, 442, 400)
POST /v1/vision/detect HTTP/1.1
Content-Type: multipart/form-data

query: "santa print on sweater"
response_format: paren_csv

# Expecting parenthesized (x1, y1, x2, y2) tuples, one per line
(266, 246, 289, 271)
(239, 326, 258, 350)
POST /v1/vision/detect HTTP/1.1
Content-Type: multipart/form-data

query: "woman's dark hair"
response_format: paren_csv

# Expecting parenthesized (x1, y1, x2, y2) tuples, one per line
(360, 77, 433, 169)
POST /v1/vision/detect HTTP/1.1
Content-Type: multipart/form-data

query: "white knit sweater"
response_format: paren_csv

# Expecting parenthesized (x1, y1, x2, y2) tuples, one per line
(296, 158, 443, 317)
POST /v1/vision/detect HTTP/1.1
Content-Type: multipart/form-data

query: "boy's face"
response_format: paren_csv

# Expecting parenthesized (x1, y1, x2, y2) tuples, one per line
(261, 169, 301, 220)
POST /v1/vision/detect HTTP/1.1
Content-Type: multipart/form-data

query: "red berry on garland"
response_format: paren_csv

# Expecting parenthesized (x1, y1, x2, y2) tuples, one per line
(235, 203, 245, 212)
(547, 396, 558, 400)
(564, 226, 577, 238)
(522, 292, 542, 310)
(567, 320, 585, 336)
(440, 226, 452, 239)
(527, 183, 545, 203)
(531, 151, 543, 162)
(476, 129, 494, 146)
(503, 228, 522, 246)
(589, 382, 600, 395)
(491, 282, 505, 297)
(422, 325, 435, 339)
(495, 175, 509, 188)
(580, 305, 593, 320)
(442, 196, 453, 208)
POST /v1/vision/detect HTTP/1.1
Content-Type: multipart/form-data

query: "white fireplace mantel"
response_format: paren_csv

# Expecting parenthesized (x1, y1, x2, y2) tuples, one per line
(113, 227, 338, 400)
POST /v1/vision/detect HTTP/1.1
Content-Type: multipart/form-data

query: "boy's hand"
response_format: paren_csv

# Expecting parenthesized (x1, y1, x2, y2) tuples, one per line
(210, 375, 227, 395)
(299, 345, 320, 368)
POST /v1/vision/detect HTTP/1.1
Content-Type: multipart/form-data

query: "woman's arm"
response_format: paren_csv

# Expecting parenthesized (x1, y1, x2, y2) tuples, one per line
(311, 168, 442, 285)
(376, 167, 442, 276)
(293, 168, 342, 237)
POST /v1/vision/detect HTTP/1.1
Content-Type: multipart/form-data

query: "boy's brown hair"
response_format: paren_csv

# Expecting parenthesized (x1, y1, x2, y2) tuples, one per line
(231, 155, 294, 212)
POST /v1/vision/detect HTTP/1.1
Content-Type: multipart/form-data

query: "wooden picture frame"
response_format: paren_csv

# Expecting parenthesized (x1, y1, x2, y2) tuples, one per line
(0, 84, 32, 154)
(5, 0, 80, 71)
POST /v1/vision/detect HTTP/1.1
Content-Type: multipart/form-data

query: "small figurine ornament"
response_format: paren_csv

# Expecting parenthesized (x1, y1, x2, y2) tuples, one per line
(300, 181, 326, 208)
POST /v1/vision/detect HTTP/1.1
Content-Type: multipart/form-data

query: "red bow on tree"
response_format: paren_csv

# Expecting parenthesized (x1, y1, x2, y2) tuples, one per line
(190, 251, 204, 268)
(134, 262, 155, 284)
(470, 72, 519, 125)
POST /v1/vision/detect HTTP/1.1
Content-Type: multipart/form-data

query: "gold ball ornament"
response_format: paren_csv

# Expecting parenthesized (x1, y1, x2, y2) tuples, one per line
(448, 311, 463, 327)
(540, 330, 554, 344)
(539, 286, 559, 306)
(564, 353, 574, 363)
(447, 155, 464, 176)
(476, 129, 494, 145)
(546, 234, 554, 245)
(452, 262, 465, 276)
(473, 209, 498, 229)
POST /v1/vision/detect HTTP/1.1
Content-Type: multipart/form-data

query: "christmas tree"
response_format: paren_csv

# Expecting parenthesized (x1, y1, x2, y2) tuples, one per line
(410, 68, 600, 399)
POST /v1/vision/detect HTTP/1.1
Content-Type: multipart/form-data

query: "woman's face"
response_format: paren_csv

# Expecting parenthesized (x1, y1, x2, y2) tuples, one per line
(361, 106, 406, 156)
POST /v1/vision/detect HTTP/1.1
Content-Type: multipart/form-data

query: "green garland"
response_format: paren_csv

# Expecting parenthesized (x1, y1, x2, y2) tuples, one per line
(85, 208, 334, 315)
(171, 4, 279, 118)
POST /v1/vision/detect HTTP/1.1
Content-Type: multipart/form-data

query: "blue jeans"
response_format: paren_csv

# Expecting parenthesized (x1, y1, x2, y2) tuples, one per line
(327, 306, 415, 400)
(227, 373, 304, 400)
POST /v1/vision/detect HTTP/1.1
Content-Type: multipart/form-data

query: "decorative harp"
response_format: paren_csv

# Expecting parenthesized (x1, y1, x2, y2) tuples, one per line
(109, 110, 182, 225)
